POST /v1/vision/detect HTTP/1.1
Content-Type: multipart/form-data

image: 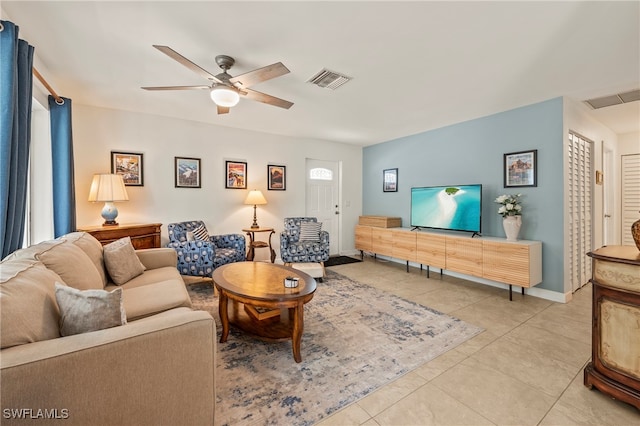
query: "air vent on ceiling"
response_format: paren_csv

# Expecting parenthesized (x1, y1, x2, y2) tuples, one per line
(307, 68, 352, 90)
(585, 89, 640, 109)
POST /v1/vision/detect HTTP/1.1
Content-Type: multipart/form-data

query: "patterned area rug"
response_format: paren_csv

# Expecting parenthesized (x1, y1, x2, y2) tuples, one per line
(187, 270, 483, 426)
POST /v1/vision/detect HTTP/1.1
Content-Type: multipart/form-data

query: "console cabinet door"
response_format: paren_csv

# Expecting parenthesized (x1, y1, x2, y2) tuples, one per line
(416, 233, 446, 269)
(355, 225, 372, 252)
(372, 228, 394, 257)
(445, 236, 482, 277)
(392, 230, 416, 262)
(483, 241, 531, 287)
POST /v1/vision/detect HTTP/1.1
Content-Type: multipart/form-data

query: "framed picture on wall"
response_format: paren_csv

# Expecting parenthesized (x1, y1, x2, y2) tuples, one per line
(504, 149, 537, 187)
(383, 168, 398, 192)
(225, 160, 247, 189)
(111, 151, 143, 186)
(267, 165, 286, 190)
(174, 157, 201, 188)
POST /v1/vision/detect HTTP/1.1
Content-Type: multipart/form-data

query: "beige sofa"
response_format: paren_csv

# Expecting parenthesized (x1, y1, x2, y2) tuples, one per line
(0, 232, 215, 425)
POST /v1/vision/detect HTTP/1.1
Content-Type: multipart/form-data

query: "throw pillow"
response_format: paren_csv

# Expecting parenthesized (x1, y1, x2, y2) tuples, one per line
(55, 283, 126, 337)
(192, 225, 210, 241)
(103, 237, 146, 285)
(299, 221, 322, 241)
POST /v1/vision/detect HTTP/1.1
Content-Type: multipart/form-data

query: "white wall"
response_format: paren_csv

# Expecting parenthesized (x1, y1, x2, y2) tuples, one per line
(72, 105, 363, 261)
(618, 132, 640, 155)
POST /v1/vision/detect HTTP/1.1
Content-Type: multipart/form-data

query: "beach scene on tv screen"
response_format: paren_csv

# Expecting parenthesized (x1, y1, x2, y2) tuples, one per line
(411, 185, 481, 232)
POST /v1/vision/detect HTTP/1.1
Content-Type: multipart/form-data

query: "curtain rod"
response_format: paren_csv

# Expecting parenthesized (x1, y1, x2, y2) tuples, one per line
(32, 67, 64, 104)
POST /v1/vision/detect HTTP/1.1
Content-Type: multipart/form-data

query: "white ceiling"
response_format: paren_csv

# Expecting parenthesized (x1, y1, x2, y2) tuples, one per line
(3, 1, 639, 146)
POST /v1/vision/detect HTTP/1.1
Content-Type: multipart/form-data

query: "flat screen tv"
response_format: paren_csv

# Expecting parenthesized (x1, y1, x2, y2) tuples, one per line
(410, 184, 482, 235)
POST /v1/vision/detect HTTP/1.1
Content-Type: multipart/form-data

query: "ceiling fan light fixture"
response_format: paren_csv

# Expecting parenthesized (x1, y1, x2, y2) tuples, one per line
(210, 85, 240, 107)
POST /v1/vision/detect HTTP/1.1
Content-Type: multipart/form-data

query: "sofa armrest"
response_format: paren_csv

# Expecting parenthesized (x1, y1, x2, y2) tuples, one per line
(211, 233, 246, 251)
(280, 232, 293, 249)
(1, 308, 215, 426)
(135, 248, 178, 270)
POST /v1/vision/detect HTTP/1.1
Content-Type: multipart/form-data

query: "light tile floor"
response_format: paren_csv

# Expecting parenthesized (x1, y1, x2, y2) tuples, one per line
(316, 256, 639, 426)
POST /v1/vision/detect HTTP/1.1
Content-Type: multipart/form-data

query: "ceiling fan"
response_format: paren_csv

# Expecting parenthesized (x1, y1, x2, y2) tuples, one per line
(141, 45, 293, 115)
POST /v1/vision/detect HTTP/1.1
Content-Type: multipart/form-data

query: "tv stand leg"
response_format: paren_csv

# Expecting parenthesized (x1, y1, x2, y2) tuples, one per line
(440, 268, 443, 278)
(427, 265, 430, 278)
(406, 261, 409, 273)
(360, 250, 364, 260)
(509, 285, 513, 301)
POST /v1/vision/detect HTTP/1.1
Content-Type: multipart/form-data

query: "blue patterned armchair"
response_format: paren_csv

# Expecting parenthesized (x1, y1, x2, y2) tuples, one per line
(280, 217, 330, 264)
(167, 220, 246, 277)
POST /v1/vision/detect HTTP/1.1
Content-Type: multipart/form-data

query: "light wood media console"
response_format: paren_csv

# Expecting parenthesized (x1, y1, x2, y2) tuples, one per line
(355, 225, 542, 300)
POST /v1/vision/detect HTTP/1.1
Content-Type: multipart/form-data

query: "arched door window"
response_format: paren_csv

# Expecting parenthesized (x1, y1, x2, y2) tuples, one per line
(309, 167, 333, 181)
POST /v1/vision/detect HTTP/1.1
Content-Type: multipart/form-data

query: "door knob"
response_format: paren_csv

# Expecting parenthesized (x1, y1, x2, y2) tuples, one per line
(335, 211, 340, 215)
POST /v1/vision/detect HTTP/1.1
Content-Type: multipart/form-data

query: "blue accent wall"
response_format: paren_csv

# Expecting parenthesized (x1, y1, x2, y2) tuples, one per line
(363, 98, 564, 293)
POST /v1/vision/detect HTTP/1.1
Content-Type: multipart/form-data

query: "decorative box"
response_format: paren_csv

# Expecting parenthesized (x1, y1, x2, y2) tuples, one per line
(358, 216, 402, 228)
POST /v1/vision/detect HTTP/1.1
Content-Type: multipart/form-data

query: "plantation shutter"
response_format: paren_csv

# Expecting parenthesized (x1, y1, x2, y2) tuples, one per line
(567, 132, 593, 292)
(621, 154, 640, 245)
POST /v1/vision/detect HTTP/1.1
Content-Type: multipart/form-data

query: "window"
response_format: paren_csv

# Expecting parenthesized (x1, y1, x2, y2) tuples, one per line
(309, 167, 333, 181)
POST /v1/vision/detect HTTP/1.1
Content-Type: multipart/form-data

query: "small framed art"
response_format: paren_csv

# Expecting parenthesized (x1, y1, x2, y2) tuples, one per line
(504, 149, 537, 188)
(111, 151, 143, 186)
(175, 157, 201, 188)
(383, 168, 398, 192)
(268, 165, 286, 190)
(225, 160, 247, 189)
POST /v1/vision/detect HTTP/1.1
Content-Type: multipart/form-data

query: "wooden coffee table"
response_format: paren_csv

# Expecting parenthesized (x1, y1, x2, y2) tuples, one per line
(212, 262, 317, 362)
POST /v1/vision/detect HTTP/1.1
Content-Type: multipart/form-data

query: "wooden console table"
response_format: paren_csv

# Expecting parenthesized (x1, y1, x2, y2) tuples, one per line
(355, 225, 542, 300)
(77, 223, 162, 249)
(243, 227, 276, 263)
(584, 245, 640, 409)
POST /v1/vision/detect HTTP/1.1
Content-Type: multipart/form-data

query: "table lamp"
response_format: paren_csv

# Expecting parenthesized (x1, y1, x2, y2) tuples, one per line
(88, 173, 129, 226)
(244, 189, 267, 229)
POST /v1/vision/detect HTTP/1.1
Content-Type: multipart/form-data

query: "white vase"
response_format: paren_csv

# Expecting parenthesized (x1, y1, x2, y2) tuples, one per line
(503, 215, 522, 241)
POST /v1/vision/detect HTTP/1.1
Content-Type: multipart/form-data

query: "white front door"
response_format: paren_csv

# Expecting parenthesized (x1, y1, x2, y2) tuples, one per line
(305, 159, 340, 255)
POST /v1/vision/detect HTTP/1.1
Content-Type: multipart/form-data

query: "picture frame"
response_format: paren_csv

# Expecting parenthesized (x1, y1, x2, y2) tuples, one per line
(504, 149, 537, 188)
(383, 168, 398, 192)
(111, 151, 143, 186)
(174, 157, 201, 188)
(267, 165, 286, 190)
(225, 160, 247, 189)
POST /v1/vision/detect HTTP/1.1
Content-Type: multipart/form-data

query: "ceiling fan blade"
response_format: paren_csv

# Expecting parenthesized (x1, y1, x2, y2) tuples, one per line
(242, 89, 294, 109)
(217, 105, 230, 115)
(141, 85, 211, 91)
(153, 45, 223, 84)
(229, 62, 290, 88)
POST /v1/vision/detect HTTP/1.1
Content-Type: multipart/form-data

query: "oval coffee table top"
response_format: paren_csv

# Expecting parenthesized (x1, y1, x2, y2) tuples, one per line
(212, 262, 316, 302)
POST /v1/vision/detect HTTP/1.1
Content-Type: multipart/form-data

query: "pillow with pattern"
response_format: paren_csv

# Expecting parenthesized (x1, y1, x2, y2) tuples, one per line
(192, 225, 210, 241)
(299, 221, 322, 241)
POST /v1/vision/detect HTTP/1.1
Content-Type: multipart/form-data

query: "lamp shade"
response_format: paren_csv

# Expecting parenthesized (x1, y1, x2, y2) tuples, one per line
(210, 85, 240, 107)
(244, 190, 267, 205)
(88, 174, 129, 202)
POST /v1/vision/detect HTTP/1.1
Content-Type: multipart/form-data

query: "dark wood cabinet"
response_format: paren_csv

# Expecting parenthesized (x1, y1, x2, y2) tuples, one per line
(77, 223, 162, 249)
(584, 245, 640, 410)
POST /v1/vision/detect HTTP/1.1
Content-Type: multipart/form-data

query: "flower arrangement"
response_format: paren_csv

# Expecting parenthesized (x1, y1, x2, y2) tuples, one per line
(495, 193, 522, 217)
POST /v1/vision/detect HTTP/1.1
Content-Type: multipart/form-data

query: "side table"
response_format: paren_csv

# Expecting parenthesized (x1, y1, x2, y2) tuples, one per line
(77, 223, 162, 249)
(243, 227, 276, 263)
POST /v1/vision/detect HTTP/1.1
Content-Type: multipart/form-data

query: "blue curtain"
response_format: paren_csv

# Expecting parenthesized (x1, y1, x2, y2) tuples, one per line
(49, 96, 76, 237)
(0, 21, 34, 258)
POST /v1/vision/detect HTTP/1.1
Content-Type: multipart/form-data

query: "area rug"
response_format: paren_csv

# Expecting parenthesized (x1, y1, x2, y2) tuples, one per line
(323, 255, 362, 267)
(187, 270, 483, 426)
